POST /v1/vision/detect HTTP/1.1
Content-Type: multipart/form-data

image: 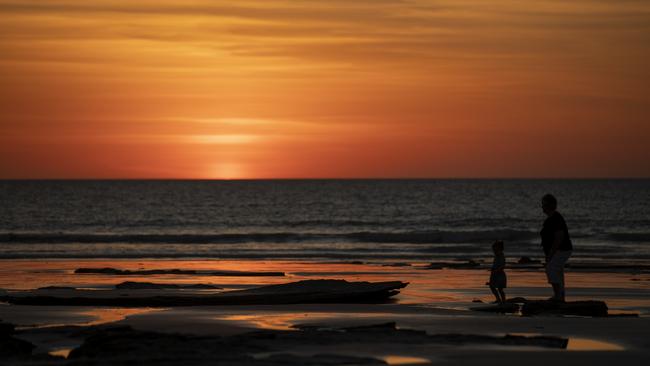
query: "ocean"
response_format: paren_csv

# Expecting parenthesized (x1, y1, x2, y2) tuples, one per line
(1, 180, 649, 262)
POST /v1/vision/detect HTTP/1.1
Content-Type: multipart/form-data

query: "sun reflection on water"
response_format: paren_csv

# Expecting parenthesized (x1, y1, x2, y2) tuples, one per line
(383, 355, 431, 365)
(215, 312, 399, 330)
(48, 348, 72, 359)
(567, 338, 624, 351)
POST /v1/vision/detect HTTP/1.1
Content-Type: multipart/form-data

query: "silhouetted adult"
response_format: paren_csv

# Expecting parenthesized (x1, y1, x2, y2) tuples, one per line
(540, 194, 572, 302)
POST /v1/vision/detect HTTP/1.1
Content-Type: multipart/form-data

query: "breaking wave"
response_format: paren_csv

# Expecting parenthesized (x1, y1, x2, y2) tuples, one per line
(0, 229, 539, 245)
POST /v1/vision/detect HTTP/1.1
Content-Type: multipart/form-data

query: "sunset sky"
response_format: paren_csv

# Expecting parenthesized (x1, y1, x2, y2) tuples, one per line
(1, 0, 649, 179)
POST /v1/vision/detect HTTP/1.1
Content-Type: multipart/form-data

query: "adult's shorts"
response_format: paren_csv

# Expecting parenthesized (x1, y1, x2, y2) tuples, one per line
(546, 250, 572, 285)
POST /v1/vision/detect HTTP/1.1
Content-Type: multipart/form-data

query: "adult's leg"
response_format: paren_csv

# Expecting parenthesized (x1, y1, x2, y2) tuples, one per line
(545, 261, 557, 300)
(498, 288, 506, 303)
(551, 283, 563, 302)
(547, 251, 570, 302)
(490, 286, 502, 303)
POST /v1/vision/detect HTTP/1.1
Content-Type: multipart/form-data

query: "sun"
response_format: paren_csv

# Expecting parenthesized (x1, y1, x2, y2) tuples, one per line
(209, 163, 246, 180)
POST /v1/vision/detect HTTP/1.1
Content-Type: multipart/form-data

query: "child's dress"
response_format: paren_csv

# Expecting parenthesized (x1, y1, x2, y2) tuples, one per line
(489, 254, 507, 288)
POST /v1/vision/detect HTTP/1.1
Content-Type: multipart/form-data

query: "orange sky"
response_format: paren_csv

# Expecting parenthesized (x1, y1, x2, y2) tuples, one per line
(1, 0, 649, 179)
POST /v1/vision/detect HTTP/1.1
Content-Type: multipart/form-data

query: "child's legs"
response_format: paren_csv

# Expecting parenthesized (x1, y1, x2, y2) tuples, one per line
(490, 286, 502, 302)
(498, 288, 506, 302)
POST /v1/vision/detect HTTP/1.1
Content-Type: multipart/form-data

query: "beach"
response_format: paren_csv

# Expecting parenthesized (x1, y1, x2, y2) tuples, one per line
(2, 180, 649, 364)
(2, 258, 649, 365)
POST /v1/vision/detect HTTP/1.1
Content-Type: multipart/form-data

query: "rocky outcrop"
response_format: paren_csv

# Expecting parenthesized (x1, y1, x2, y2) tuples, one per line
(271, 321, 567, 348)
(114, 282, 221, 290)
(470, 303, 520, 313)
(37, 286, 77, 290)
(63, 323, 567, 365)
(0, 321, 37, 360)
(74, 267, 285, 276)
(517, 256, 541, 265)
(472, 298, 611, 317)
(0, 320, 15, 336)
(0, 280, 408, 307)
(424, 260, 481, 269)
(65, 325, 388, 365)
(521, 300, 609, 317)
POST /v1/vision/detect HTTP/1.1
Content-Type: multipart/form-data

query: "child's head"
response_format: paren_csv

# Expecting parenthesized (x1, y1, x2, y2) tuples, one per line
(492, 240, 504, 253)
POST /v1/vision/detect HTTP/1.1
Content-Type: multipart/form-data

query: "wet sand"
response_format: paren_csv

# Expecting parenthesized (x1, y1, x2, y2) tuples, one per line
(1, 259, 650, 365)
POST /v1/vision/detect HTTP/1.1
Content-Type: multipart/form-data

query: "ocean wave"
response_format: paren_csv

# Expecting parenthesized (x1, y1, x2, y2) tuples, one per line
(0, 229, 538, 245)
(344, 230, 537, 243)
(0, 249, 649, 260)
(605, 233, 650, 242)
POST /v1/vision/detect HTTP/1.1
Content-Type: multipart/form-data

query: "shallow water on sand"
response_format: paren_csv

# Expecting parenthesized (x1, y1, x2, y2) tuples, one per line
(2, 259, 649, 318)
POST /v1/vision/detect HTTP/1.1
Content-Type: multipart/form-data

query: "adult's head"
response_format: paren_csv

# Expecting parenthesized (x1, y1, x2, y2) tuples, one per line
(541, 194, 557, 216)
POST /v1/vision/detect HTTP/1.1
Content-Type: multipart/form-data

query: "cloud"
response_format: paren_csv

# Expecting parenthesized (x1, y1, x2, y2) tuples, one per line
(188, 134, 260, 145)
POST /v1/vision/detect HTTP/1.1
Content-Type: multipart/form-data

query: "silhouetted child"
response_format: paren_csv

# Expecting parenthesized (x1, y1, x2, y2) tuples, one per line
(489, 240, 507, 304)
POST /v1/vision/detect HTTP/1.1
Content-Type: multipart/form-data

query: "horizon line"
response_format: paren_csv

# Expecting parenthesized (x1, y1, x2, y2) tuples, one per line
(2, 177, 649, 181)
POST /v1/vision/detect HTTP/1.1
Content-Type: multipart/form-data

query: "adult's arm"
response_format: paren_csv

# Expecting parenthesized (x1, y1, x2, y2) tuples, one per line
(547, 230, 564, 261)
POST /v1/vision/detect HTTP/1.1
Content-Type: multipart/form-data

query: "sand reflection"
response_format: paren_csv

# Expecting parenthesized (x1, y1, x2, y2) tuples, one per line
(567, 338, 624, 351)
(383, 355, 431, 365)
(48, 348, 72, 359)
(510, 333, 623, 351)
(80, 307, 165, 325)
(217, 312, 399, 330)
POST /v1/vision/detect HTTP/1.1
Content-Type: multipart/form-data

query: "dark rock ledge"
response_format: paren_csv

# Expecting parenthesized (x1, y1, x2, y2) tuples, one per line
(74, 267, 285, 277)
(0, 279, 408, 307)
(470, 297, 611, 317)
(3, 321, 569, 365)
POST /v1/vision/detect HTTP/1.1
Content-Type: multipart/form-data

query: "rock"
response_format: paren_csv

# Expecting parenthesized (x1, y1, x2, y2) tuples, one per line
(521, 300, 608, 317)
(68, 326, 260, 364)
(424, 260, 481, 270)
(67, 326, 388, 365)
(517, 256, 541, 265)
(470, 303, 520, 313)
(381, 263, 411, 267)
(291, 324, 332, 331)
(505, 297, 528, 303)
(37, 285, 77, 290)
(343, 322, 399, 332)
(449, 260, 481, 269)
(244, 322, 566, 349)
(0, 330, 36, 358)
(59, 322, 568, 365)
(262, 353, 387, 365)
(75, 267, 285, 277)
(0, 280, 408, 307)
(0, 321, 15, 336)
(427, 333, 567, 349)
(607, 313, 639, 318)
(114, 281, 221, 290)
(472, 299, 484, 303)
(218, 280, 409, 305)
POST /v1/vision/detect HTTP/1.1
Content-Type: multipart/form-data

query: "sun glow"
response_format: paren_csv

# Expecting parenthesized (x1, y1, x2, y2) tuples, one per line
(210, 163, 246, 180)
(1, 0, 649, 178)
(190, 134, 260, 145)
